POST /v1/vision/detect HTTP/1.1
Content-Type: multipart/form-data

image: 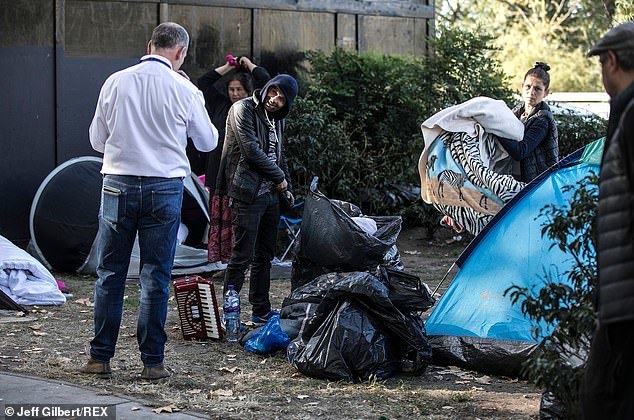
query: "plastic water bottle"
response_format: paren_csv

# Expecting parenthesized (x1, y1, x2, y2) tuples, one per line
(223, 285, 240, 342)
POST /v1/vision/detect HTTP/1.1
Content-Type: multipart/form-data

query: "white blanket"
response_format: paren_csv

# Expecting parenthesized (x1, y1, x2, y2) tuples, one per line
(0, 235, 66, 306)
(417, 97, 527, 235)
(421, 96, 524, 169)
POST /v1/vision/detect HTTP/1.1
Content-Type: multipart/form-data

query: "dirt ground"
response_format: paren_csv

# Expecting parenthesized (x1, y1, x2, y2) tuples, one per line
(0, 227, 540, 419)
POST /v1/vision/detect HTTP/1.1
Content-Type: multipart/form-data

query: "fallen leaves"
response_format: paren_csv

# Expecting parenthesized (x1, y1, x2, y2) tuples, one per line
(436, 366, 493, 385)
(29, 324, 42, 330)
(217, 366, 240, 374)
(474, 375, 491, 385)
(152, 404, 179, 414)
(207, 389, 234, 399)
(74, 298, 94, 307)
(23, 347, 45, 354)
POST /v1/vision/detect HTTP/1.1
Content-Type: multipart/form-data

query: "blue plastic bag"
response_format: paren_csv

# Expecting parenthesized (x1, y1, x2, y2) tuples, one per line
(244, 314, 291, 354)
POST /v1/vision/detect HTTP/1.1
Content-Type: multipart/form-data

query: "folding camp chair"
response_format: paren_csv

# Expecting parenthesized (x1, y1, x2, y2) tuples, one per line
(277, 199, 303, 261)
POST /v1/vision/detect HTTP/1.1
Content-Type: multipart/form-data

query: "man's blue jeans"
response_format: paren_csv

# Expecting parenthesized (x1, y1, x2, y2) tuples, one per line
(90, 175, 183, 367)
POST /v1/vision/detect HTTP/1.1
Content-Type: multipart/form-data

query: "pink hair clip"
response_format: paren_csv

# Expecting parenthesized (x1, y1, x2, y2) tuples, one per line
(226, 54, 240, 68)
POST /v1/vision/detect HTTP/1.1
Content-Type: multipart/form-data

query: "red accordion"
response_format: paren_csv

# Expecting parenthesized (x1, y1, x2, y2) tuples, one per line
(173, 276, 223, 340)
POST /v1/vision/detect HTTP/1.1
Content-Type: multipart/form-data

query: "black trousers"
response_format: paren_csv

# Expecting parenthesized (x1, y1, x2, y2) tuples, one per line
(224, 190, 279, 317)
(580, 321, 634, 419)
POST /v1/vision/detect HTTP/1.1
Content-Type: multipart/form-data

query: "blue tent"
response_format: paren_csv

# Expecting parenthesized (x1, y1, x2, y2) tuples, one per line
(425, 139, 603, 376)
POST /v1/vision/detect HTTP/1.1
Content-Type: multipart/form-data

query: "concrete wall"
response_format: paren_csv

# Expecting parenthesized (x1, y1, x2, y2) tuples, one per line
(0, 0, 434, 246)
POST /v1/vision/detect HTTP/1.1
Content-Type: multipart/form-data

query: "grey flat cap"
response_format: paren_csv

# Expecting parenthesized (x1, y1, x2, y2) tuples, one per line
(588, 21, 634, 56)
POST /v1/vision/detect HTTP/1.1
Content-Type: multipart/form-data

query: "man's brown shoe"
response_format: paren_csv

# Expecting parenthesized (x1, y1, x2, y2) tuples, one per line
(80, 358, 112, 379)
(141, 365, 172, 381)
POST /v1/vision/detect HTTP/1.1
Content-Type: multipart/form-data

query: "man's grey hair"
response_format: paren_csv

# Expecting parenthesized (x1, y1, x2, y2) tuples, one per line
(616, 49, 634, 71)
(150, 22, 189, 50)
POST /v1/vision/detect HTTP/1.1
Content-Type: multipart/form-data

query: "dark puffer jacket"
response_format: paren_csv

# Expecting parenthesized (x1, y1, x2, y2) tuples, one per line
(498, 101, 559, 182)
(216, 74, 298, 204)
(597, 82, 634, 324)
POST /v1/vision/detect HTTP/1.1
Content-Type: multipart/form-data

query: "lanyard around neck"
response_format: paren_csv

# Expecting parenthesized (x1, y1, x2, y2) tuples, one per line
(139, 57, 171, 70)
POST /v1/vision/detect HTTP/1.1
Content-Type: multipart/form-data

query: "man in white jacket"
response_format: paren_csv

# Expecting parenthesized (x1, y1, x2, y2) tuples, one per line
(82, 22, 217, 381)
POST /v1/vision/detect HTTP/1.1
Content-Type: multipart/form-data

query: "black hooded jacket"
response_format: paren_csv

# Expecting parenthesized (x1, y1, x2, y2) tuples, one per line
(216, 74, 299, 204)
(193, 66, 271, 191)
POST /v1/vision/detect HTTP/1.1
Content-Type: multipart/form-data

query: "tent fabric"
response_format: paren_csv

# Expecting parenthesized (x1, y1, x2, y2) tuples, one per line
(29, 157, 103, 272)
(418, 97, 526, 235)
(429, 335, 538, 377)
(0, 235, 66, 306)
(29, 157, 224, 276)
(425, 139, 603, 375)
(0, 289, 27, 312)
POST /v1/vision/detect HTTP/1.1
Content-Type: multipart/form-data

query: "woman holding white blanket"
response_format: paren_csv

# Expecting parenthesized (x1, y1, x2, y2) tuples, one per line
(498, 62, 559, 183)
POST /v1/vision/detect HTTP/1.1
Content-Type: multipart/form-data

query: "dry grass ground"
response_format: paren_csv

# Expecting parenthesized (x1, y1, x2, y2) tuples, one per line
(0, 227, 540, 419)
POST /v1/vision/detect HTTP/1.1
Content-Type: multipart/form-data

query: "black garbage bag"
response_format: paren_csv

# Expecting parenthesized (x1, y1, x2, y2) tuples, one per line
(283, 268, 435, 341)
(539, 391, 566, 419)
(242, 268, 434, 357)
(291, 178, 402, 290)
(383, 267, 435, 312)
(288, 300, 402, 381)
(287, 270, 432, 382)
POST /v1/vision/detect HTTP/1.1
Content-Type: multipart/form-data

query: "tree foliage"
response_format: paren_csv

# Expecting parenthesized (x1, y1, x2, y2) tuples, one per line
(437, 0, 632, 91)
(506, 173, 598, 417)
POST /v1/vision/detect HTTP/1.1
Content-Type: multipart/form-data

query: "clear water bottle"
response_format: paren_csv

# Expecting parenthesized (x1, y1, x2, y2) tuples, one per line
(223, 285, 240, 342)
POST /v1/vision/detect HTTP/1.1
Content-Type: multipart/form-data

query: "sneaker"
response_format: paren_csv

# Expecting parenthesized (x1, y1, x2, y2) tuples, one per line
(141, 364, 173, 381)
(80, 358, 112, 379)
(251, 310, 279, 326)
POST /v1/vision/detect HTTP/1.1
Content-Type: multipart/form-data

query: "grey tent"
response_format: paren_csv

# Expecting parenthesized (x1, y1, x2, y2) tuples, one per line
(29, 156, 224, 276)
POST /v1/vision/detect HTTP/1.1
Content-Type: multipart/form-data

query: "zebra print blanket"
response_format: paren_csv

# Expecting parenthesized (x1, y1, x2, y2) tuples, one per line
(418, 98, 526, 235)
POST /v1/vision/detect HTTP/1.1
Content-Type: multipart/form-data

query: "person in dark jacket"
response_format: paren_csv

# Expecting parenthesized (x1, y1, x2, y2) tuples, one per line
(580, 21, 634, 419)
(198, 57, 271, 266)
(196, 56, 271, 191)
(217, 74, 298, 325)
(498, 62, 559, 183)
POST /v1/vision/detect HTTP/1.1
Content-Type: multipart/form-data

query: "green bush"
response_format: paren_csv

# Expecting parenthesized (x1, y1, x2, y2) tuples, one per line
(555, 110, 607, 157)
(506, 173, 598, 417)
(285, 29, 514, 235)
(427, 29, 514, 110)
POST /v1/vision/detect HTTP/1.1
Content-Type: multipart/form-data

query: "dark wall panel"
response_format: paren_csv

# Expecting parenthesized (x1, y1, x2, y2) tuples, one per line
(0, 0, 55, 245)
(56, 1, 158, 164)
(56, 56, 138, 163)
(359, 15, 425, 55)
(64, 1, 157, 58)
(169, 5, 252, 84)
(255, 10, 335, 56)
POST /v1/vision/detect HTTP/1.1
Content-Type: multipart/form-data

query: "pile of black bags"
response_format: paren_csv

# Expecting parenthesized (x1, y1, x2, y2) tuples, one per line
(244, 178, 435, 382)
